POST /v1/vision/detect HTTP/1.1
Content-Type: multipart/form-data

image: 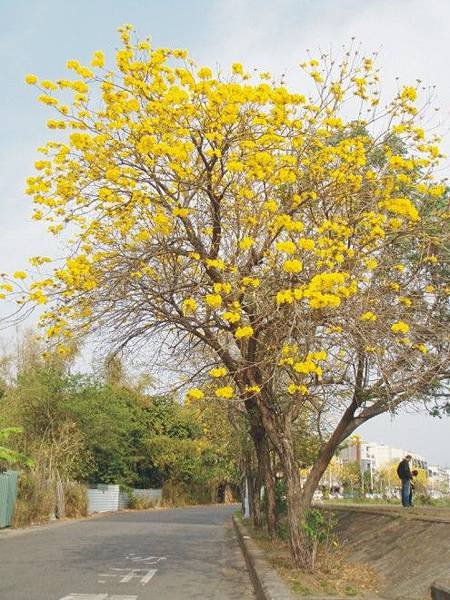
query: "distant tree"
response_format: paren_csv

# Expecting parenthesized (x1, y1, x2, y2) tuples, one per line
(340, 461, 362, 496)
(0, 427, 33, 470)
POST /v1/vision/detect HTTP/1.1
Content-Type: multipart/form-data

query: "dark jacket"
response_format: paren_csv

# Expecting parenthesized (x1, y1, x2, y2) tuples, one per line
(397, 459, 412, 480)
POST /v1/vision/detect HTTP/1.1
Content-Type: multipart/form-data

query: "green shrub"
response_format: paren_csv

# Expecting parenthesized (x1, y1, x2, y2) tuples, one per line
(301, 509, 337, 572)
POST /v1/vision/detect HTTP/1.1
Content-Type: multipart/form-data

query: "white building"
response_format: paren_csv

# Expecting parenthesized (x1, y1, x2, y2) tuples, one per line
(339, 439, 428, 472)
(427, 465, 450, 496)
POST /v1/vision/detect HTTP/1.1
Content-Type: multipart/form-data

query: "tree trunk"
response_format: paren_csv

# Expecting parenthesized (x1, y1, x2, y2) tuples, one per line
(250, 469, 262, 528)
(55, 477, 65, 519)
(300, 410, 358, 508)
(283, 450, 306, 567)
(300, 448, 333, 508)
(253, 427, 277, 536)
(261, 442, 277, 537)
(277, 432, 308, 568)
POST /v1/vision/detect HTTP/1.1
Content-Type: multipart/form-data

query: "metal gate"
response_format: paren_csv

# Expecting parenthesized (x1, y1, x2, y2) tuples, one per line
(0, 470, 18, 528)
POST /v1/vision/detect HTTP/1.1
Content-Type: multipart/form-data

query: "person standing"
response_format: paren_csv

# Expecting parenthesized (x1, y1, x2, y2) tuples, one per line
(397, 454, 413, 507)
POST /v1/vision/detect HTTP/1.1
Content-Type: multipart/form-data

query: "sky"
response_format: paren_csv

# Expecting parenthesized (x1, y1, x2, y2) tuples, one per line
(0, 0, 449, 465)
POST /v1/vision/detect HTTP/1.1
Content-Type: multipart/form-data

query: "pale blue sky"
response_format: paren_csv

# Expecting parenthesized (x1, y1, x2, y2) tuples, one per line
(0, 0, 448, 465)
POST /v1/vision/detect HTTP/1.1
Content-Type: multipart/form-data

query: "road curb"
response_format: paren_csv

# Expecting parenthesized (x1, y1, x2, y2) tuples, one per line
(232, 514, 294, 600)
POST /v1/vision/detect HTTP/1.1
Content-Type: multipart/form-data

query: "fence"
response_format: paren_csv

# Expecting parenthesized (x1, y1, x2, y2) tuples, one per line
(87, 484, 162, 513)
(0, 470, 18, 528)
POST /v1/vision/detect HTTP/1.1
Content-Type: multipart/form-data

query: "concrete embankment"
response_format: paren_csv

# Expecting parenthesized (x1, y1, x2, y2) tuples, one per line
(322, 504, 450, 600)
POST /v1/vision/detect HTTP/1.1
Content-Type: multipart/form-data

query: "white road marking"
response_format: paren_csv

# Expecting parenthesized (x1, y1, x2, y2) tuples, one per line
(59, 595, 137, 600)
(140, 569, 157, 585)
(59, 595, 108, 600)
(129, 556, 166, 565)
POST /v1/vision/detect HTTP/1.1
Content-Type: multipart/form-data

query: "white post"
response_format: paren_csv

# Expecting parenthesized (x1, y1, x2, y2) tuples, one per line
(243, 477, 250, 519)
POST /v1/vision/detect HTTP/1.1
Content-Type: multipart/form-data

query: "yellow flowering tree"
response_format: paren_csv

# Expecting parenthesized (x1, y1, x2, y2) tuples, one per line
(4, 26, 449, 564)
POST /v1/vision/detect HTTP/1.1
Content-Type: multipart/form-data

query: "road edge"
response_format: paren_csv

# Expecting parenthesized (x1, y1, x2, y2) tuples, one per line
(232, 514, 295, 600)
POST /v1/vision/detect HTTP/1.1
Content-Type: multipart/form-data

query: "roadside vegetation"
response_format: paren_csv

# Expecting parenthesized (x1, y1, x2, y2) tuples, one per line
(239, 511, 380, 597)
(0, 333, 241, 526)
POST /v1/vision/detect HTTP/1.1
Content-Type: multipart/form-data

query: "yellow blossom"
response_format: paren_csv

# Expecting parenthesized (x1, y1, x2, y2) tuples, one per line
(275, 240, 297, 254)
(91, 50, 105, 68)
(215, 386, 234, 399)
(25, 74, 38, 84)
(222, 311, 241, 323)
(391, 321, 410, 334)
(182, 298, 197, 314)
(242, 277, 260, 288)
(245, 385, 261, 394)
(186, 388, 204, 400)
(172, 207, 190, 218)
(276, 289, 294, 305)
(298, 238, 315, 251)
(235, 326, 254, 339)
(399, 297, 412, 307)
(283, 259, 303, 274)
(205, 294, 222, 309)
(239, 236, 255, 250)
(360, 311, 377, 322)
(414, 343, 428, 354)
(287, 384, 308, 395)
(209, 367, 228, 378)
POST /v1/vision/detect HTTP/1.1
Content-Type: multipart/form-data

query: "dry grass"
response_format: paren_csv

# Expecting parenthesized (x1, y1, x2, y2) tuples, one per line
(128, 494, 156, 510)
(12, 472, 55, 528)
(244, 519, 381, 598)
(64, 481, 88, 518)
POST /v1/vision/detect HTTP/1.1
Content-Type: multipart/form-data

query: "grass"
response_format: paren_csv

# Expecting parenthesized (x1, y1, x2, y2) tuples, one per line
(240, 514, 381, 598)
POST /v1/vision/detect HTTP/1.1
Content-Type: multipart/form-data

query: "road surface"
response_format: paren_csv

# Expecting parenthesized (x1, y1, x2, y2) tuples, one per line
(0, 505, 255, 600)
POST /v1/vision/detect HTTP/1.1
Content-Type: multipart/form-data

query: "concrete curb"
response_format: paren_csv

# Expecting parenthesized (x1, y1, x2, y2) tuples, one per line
(232, 515, 294, 600)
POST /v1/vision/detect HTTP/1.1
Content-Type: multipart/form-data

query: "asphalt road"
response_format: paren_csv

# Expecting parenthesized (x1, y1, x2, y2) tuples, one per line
(0, 505, 255, 600)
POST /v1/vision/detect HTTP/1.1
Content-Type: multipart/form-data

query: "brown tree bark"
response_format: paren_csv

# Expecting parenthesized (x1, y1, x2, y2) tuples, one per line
(259, 436, 277, 537)
(250, 420, 278, 536)
(278, 434, 308, 567)
(250, 469, 262, 527)
(300, 384, 364, 508)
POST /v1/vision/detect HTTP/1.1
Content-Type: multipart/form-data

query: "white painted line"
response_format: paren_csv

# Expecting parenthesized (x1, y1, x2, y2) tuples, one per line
(59, 595, 137, 600)
(130, 556, 166, 564)
(59, 595, 108, 600)
(140, 569, 157, 585)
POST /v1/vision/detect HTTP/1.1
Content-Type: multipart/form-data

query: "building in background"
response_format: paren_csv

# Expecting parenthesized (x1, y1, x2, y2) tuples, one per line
(339, 438, 427, 470)
(427, 465, 450, 497)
